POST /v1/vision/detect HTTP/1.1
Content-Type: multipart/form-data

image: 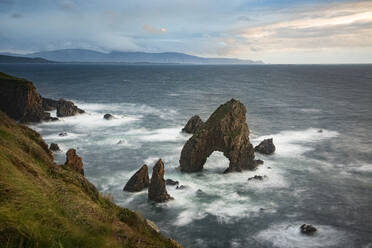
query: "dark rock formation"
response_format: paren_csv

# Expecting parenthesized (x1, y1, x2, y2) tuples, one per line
(248, 175, 267, 181)
(50, 143, 60, 151)
(182, 115, 204, 134)
(0, 72, 52, 123)
(254, 159, 264, 166)
(42, 97, 59, 111)
(300, 224, 317, 234)
(103, 113, 114, 120)
(59, 132, 68, 137)
(56, 98, 85, 117)
(148, 159, 172, 202)
(165, 179, 179, 186)
(179, 99, 256, 173)
(123, 165, 150, 192)
(64, 149, 84, 175)
(254, 138, 276, 155)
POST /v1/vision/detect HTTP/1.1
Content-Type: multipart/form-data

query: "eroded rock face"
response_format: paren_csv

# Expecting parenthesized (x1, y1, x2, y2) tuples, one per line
(57, 98, 85, 117)
(182, 115, 204, 134)
(123, 165, 150, 192)
(148, 159, 172, 202)
(0, 72, 52, 123)
(42, 97, 59, 111)
(254, 138, 275, 155)
(180, 99, 256, 173)
(65, 149, 84, 175)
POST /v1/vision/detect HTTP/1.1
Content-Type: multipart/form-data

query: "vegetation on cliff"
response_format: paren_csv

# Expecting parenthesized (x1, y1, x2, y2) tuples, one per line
(0, 111, 181, 248)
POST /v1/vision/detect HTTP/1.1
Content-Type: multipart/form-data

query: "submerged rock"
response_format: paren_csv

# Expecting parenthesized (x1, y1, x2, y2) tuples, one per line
(176, 185, 186, 190)
(165, 179, 179, 186)
(180, 99, 256, 173)
(182, 115, 204, 134)
(56, 98, 85, 117)
(123, 165, 150, 192)
(300, 224, 317, 234)
(148, 159, 172, 202)
(254, 159, 264, 166)
(103, 113, 114, 120)
(64, 149, 84, 175)
(50, 143, 60, 152)
(248, 175, 267, 181)
(254, 138, 276, 155)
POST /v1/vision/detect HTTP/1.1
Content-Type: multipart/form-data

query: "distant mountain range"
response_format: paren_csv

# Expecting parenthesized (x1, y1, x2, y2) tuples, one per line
(1, 49, 263, 64)
(0, 54, 55, 64)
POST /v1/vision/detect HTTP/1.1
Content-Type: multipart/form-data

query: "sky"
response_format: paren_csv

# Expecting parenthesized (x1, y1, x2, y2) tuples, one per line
(0, 0, 371, 63)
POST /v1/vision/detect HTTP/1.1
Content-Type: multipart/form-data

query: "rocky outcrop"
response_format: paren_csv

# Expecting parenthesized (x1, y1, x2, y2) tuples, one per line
(254, 138, 275, 155)
(103, 113, 114, 120)
(180, 99, 256, 173)
(64, 149, 84, 175)
(300, 224, 317, 234)
(182, 115, 204, 134)
(0, 72, 52, 123)
(56, 98, 85, 117)
(148, 159, 172, 202)
(49, 143, 60, 151)
(123, 165, 150, 192)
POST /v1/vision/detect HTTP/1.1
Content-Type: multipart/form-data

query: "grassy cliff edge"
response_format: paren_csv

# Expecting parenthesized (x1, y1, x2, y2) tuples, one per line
(0, 111, 181, 248)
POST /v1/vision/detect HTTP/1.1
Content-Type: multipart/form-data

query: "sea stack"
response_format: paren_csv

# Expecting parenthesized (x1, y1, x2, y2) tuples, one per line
(56, 98, 85, 117)
(179, 99, 256, 173)
(148, 159, 172, 202)
(123, 165, 150, 192)
(64, 149, 84, 175)
(254, 138, 276, 155)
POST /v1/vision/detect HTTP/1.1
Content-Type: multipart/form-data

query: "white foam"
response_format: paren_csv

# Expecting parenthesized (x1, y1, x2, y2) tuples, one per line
(256, 222, 351, 248)
(298, 108, 322, 113)
(124, 127, 187, 142)
(252, 128, 339, 158)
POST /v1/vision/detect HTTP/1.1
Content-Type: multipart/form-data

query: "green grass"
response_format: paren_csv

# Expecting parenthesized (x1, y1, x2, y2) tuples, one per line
(0, 111, 182, 248)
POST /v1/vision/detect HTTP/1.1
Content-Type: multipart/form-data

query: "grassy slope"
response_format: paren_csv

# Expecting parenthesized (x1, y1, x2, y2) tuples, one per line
(0, 111, 181, 248)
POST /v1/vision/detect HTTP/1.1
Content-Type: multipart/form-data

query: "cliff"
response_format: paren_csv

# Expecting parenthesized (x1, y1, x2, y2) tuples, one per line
(0, 111, 181, 248)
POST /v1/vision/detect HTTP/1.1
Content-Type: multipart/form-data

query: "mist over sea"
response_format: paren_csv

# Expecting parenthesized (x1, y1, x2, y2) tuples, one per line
(1, 64, 371, 248)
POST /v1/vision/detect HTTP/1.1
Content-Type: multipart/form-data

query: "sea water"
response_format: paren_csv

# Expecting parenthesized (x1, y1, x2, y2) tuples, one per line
(1, 64, 371, 248)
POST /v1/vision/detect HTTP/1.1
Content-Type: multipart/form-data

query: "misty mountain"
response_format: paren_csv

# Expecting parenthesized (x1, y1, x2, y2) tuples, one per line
(0, 54, 55, 63)
(4, 49, 263, 64)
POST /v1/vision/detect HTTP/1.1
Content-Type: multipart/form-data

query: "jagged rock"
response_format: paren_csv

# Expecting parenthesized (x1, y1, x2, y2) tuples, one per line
(56, 98, 85, 117)
(165, 179, 179, 186)
(50, 117, 59, 121)
(123, 165, 150, 192)
(180, 99, 256, 173)
(103, 113, 114, 120)
(182, 115, 204, 134)
(248, 175, 267, 181)
(64, 149, 84, 175)
(148, 159, 172, 202)
(254, 138, 276, 155)
(300, 224, 317, 234)
(50, 143, 60, 151)
(0, 72, 52, 123)
(318, 129, 323, 133)
(59, 132, 68, 137)
(42, 97, 59, 111)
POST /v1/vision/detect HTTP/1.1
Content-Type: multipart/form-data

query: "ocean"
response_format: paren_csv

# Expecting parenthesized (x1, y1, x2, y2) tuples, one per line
(1, 63, 372, 248)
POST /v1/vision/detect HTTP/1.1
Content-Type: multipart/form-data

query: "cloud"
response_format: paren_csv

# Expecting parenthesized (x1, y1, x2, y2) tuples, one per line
(11, 13, 22, 19)
(143, 24, 167, 34)
(58, 0, 77, 10)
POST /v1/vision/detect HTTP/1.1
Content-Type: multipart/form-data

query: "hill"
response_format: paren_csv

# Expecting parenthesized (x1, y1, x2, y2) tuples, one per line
(0, 54, 55, 63)
(4, 49, 263, 64)
(0, 110, 181, 247)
